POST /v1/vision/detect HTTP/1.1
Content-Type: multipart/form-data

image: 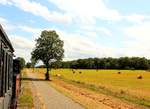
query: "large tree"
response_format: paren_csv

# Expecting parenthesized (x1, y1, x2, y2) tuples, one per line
(31, 30, 64, 80)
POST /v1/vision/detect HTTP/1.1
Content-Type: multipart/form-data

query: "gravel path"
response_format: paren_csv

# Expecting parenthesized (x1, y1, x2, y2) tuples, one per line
(26, 71, 84, 109)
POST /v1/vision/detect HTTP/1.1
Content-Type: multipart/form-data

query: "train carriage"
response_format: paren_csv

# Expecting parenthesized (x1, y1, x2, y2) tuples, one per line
(0, 24, 21, 109)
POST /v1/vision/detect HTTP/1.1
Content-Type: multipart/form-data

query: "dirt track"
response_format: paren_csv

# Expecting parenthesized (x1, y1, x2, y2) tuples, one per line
(26, 70, 84, 109)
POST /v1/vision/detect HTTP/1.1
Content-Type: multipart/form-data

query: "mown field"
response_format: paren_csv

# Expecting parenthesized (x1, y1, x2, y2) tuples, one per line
(33, 68, 150, 107)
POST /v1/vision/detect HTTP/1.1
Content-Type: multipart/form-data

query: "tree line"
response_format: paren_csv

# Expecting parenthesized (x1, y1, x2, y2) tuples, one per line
(23, 30, 150, 74)
(48, 57, 150, 70)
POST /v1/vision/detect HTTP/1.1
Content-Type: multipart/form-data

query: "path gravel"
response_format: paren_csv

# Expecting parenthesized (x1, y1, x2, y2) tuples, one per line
(26, 71, 84, 109)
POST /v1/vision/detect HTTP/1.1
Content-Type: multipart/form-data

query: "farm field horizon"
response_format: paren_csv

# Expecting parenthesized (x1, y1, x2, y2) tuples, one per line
(31, 68, 150, 108)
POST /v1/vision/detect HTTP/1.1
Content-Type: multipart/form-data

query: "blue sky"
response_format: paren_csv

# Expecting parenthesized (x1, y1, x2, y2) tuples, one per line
(1, 0, 150, 62)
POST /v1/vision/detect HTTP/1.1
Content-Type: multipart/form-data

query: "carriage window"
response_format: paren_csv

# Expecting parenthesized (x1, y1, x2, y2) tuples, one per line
(7, 54, 9, 90)
(5, 53, 8, 92)
(8, 54, 12, 90)
(0, 41, 1, 96)
(9, 56, 13, 88)
(0, 47, 5, 96)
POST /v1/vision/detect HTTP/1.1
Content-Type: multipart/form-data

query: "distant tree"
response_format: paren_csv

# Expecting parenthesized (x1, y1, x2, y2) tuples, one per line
(61, 61, 71, 68)
(57, 57, 150, 70)
(99, 58, 107, 69)
(31, 30, 64, 80)
(16, 57, 25, 69)
(87, 58, 95, 69)
(30, 58, 37, 72)
(138, 57, 149, 69)
(94, 58, 99, 70)
(70, 61, 78, 69)
(26, 62, 32, 68)
(51, 61, 62, 69)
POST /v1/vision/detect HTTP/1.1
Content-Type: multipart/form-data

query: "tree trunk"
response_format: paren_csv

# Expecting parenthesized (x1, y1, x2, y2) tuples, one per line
(45, 65, 50, 80)
(32, 67, 34, 73)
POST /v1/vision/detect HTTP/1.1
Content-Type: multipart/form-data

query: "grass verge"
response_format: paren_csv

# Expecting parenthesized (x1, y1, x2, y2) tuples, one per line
(17, 70, 33, 108)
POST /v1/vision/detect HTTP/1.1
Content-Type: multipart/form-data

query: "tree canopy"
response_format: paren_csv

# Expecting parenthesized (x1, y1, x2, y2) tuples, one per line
(31, 30, 64, 80)
(26, 62, 32, 68)
(16, 57, 26, 69)
(47, 57, 150, 70)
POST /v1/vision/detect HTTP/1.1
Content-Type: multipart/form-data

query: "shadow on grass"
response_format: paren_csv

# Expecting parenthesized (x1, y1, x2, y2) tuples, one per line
(21, 77, 51, 81)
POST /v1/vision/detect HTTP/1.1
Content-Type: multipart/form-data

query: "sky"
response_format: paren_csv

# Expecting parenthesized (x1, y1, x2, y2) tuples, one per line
(1, 0, 150, 62)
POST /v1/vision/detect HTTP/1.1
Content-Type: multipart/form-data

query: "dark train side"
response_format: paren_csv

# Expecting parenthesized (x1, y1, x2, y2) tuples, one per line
(0, 25, 21, 109)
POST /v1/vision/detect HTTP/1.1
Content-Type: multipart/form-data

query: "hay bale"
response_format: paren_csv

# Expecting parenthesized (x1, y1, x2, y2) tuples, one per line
(56, 74, 61, 77)
(79, 71, 82, 74)
(120, 90, 125, 94)
(137, 75, 142, 79)
(118, 72, 121, 74)
(72, 69, 76, 74)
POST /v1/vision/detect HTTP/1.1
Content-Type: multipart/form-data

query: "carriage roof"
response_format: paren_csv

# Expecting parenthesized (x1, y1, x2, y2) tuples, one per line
(0, 24, 14, 52)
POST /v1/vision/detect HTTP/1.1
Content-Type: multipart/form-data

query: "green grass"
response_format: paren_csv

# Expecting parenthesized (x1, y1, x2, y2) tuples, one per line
(34, 68, 150, 107)
(18, 70, 33, 108)
(18, 81, 33, 107)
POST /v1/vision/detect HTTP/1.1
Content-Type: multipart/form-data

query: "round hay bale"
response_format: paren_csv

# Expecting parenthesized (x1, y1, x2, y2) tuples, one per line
(79, 71, 82, 74)
(118, 72, 121, 74)
(137, 75, 142, 79)
(56, 74, 61, 77)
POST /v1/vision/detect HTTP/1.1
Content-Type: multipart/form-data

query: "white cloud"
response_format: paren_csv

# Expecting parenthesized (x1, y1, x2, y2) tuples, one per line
(81, 26, 112, 36)
(0, 16, 7, 23)
(0, 0, 72, 24)
(0, 16, 17, 32)
(0, 0, 12, 5)
(122, 21, 150, 58)
(0, 16, 8, 29)
(10, 35, 35, 49)
(123, 21, 150, 41)
(14, 48, 32, 62)
(48, 0, 122, 25)
(1, 0, 122, 25)
(9, 35, 35, 62)
(119, 41, 150, 58)
(125, 13, 150, 24)
(55, 29, 116, 60)
(18, 25, 42, 38)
